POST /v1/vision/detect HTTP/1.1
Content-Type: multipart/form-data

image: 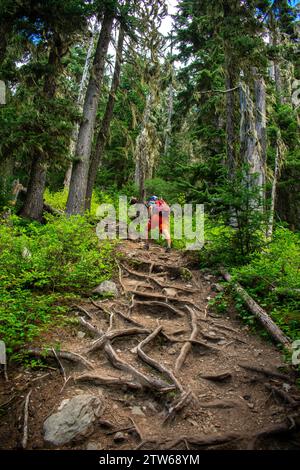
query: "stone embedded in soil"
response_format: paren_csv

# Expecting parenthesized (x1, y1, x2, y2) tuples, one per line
(131, 406, 145, 417)
(43, 394, 104, 446)
(114, 432, 126, 443)
(162, 287, 178, 297)
(86, 441, 102, 450)
(77, 331, 86, 339)
(169, 347, 177, 355)
(92, 280, 118, 297)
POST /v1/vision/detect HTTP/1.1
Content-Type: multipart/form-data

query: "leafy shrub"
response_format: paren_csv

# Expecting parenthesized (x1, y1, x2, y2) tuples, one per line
(44, 188, 110, 216)
(145, 178, 183, 205)
(232, 227, 300, 341)
(0, 214, 114, 355)
(199, 217, 235, 267)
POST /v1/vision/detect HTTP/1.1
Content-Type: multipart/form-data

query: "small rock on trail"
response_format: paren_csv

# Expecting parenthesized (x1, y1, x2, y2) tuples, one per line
(43, 394, 104, 446)
(92, 280, 118, 297)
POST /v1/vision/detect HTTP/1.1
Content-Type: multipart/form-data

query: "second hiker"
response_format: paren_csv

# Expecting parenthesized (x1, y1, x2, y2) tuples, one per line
(144, 195, 171, 252)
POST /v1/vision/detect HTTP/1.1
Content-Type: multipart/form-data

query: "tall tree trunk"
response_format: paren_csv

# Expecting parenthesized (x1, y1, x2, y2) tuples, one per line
(134, 94, 155, 200)
(254, 71, 267, 191)
(64, 26, 98, 189)
(224, 64, 236, 176)
(85, 25, 125, 211)
(19, 41, 66, 220)
(239, 82, 265, 206)
(270, 12, 284, 104)
(267, 145, 280, 239)
(18, 156, 47, 220)
(223, 0, 239, 177)
(164, 66, 174, 155)
(66, 12, 114, 215)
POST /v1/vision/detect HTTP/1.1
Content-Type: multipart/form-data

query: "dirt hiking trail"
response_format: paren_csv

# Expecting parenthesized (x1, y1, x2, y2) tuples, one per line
(1, 240, 299, 450)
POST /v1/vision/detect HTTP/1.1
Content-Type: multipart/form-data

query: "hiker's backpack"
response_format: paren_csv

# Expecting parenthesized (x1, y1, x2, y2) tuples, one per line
(152, 199, 170, 216)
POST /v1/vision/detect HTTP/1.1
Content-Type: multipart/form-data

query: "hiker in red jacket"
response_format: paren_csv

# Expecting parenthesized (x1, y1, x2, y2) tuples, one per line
(144, 195, 171, 252)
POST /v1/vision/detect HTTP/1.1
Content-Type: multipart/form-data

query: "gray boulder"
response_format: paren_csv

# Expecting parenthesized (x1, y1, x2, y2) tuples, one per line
(43, 394, 104, 446)
(92, 280, 118, 297)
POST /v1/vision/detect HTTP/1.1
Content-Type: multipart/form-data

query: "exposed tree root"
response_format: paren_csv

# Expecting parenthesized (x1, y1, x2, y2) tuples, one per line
(200, 372, 232, 382)
(75, 373, 142, 390)
(163, 390, 193, 424)
(129, 289, 195, 307)
(21, 389, 32, 449)
(200, 331, 225, 342)
(128, 258, 191, 279)
(121, 264, 197, 293)
(73, 305, 95, 321)
(246, 416, 300, 449)
(163, 334, 219, 353)
(26, 348, 94, 370)
(238, 363, 292, 382)
(137, 416, 300, 450)
(136, 326, 184, 392)
(175, 306, 199, 373)
(129, 417, 144, 442)
(87, 327, 150, 354)
(133, 300, 185, 317)
(137, 432, 240, 450)
(116, 261, 126, 294)
(104, 341, 176, 392)
(113, 308, 146, 328)
(166, 432, 240, 449)
(265, 384, 299, 407)
(198, 399, 239, 409)
(52, 347, 67, 383)
(78, 317, 102, 337)
(89, 299, 112, 316)
(210, 321, 243, 335)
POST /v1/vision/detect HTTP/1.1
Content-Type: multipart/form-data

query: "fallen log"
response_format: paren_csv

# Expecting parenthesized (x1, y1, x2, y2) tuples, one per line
(221, 271, 292, 352)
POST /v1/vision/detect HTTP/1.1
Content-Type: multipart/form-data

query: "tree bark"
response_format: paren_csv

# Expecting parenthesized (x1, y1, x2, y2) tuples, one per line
(66, 12, 114, 215)
(267, 142, 281, 239)
(64, 26, 98, 189)
(19, 38, 67, 220)
(254, 72, 267, 178)
(164, 66, 174, 155)
(85, 24, 125, 211)
(223, 0, 238, 177)
(18, 156, 47, 220)
(239, 82, 265, 205)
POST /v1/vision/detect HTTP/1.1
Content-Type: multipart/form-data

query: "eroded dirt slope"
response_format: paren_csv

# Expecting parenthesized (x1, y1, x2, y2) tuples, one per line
(1, 241, 299, 450)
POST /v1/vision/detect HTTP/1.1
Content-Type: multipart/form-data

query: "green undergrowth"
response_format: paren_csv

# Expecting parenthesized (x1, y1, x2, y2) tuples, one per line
(0, 213, 114, 358)
(206, 224, 300, 346)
